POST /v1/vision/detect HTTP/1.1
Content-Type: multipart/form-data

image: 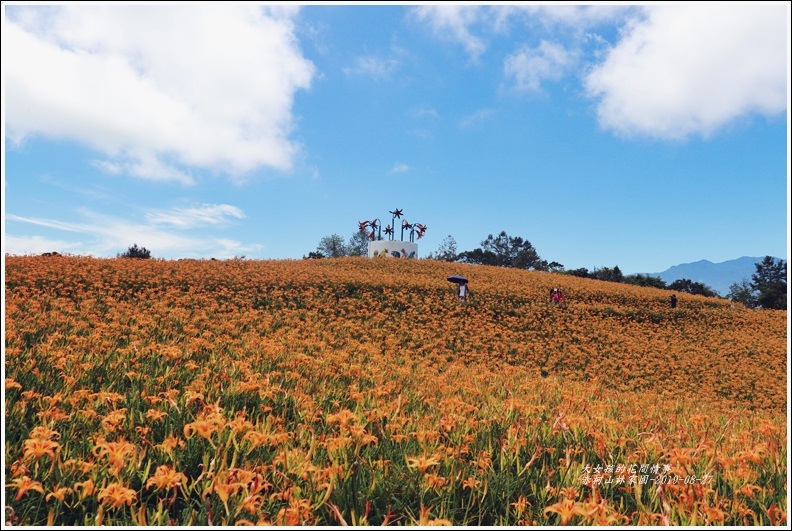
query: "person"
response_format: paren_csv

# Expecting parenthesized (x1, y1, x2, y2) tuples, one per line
(458, 281, 470, 302)
(670, 294, 677, 309)
(551, 288, 563, 305)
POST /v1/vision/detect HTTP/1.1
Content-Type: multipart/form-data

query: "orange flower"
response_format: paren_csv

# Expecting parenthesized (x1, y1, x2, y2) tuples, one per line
(738, 483, 762, 499)
(74, 478, 96, 499)
(544, 498, 585, 525)
(5, 378, 22, 391)
(462, 476, 481, 490)
(184, 418, 221, 441)
(424, 472, 449, 490)
(406, 455, 441, 474)
(243, 431, 271, 450)
(146, 465, 187, 492)
(22, 438, 60, 462)
(511, 495, 530, 515)
(97, 482, 137, 508)
(326, 409, 357, 429)
(7, 476, 45, 500)
(29, 426, 59, 441)
(93, 439, 136, 473)
(212, 473, 240, 504)
(157, 435, 185, 455)
(145, 409, 168, 422)
(46, 485, 73, 502)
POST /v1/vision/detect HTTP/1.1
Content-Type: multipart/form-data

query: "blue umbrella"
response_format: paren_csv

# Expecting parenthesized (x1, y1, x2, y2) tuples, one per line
(447, 275, 468, 284)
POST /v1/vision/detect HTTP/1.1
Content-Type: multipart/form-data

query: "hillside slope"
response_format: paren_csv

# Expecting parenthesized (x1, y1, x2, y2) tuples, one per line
(6, 255, 786, 411)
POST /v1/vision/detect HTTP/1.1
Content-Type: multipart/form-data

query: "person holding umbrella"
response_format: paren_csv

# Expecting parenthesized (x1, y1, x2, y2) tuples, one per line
(448, 275, 470, 302)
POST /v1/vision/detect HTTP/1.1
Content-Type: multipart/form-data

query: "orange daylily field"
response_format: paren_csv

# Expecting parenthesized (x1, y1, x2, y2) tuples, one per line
(3, 254, 788, 526)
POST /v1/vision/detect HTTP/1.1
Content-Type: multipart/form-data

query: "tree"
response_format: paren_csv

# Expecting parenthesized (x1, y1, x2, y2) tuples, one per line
(668, 278, 717, 297)
(458, 231, 543, 270)
(429, 235, 459, 262)
(347, 231, 369, 257)
(624, 274, 667, 289)
(564, 267, 590, 278)
(118, 244, 151, 259)
(316, 234, 348, 258)
(727, 279, 758, 308)
(751, 256, 787, 309)
(591, 266, 624, 283)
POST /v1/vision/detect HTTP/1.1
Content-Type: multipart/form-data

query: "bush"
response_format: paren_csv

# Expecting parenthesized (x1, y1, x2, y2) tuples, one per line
(118, 244, 151, 259)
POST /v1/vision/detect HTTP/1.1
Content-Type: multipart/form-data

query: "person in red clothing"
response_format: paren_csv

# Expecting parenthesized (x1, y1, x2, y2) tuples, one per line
(551, 288, 564, 305)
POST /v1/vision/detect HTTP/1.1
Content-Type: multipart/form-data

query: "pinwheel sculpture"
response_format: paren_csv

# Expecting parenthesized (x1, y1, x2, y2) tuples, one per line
(359, 209, 426, 242)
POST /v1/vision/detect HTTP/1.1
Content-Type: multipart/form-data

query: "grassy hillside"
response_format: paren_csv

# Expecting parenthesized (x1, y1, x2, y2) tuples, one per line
(4, 255, 787, 525)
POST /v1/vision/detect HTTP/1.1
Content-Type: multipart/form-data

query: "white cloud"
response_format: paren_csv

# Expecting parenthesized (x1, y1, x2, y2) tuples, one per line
(411, 5, 486, 61)
(343, 55, 400, 80)
(2, 234, 86, 256)
(412, 107, 440, 119)
(584, 5, 789, 140)
(91, 155, 194, 185)
(459, 108, 495, 128)
(504, 40, 576, 92)
(146, 204, 246, 228)
(389, 163, 410, 174)
(4, 5, 315, 182)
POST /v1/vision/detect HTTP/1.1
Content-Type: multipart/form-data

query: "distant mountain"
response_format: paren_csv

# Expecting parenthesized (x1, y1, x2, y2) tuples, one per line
(648, 256, 775, 297)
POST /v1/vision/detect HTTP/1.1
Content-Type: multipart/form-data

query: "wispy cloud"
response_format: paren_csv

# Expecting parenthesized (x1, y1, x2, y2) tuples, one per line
(459, 108, 495, 128)
(146, 204, 246, 228)
(389, 163, 411, 174)
(5, 5, 314, 182)
(412, 107, 440, 119)
(504, 40, 577, 93)
(344, 55, 400, 80)
(411, 5, 486, 61)
(91, 156, 194, 185)
(5, 209, 261, 259)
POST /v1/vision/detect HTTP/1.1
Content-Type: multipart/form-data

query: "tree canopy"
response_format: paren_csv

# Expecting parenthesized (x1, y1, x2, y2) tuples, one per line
(751, 256, 787, 310)
(458, 231, 546, 270)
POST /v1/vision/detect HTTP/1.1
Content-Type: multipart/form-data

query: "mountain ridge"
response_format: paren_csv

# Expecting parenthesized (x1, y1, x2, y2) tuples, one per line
(646, 256, 780, 296)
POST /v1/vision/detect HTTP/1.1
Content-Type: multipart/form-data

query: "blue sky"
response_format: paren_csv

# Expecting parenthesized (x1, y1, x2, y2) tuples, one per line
(3, 3, 790, 274)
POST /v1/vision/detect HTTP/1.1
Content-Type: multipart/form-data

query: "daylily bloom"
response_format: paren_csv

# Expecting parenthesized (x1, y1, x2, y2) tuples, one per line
(74, 478, 96, 499)
(406, 455, 441, 474)
(544, 499, 585, 525)
(22, 438, 60, 462)
(146, 465, 187, 492)
(97, 482, 137, 508)
(46, 485, 73, 502)
(7, 476, 45, 500)
(93, 439, 136, 473)
(145, 409, 168, 422)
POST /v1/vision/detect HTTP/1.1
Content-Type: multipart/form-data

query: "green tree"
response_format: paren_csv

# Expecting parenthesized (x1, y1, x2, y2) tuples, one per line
(564, 267, 590, 278)
(591, 266, 624, 283)
(727, 279, 758, 308)
(668, 278, 717, 297)
(347, 231, 369, 257)
(459, 231, 543, 270)
(316, 234, 348, 258)
(751, 256, 787, 309)
(429, 235, 459, 262)
(118, 244, 151, 259)
(624, 274, 667, 289)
